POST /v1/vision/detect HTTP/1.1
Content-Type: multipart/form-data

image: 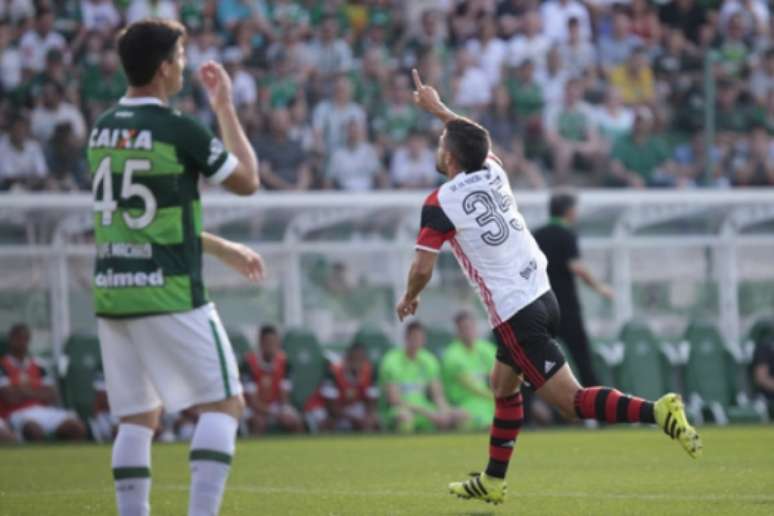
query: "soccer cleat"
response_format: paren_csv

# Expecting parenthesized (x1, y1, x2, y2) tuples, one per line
(654, 393, 703, 459)
(448, 472, 506, 505)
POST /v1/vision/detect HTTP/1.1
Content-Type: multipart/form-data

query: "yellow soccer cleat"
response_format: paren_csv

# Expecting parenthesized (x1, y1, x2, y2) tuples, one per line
(449, 473, 506, 505)
(654, 393, 703, 459)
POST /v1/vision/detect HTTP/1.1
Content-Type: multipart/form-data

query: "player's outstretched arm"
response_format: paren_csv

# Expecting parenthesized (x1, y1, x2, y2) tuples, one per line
(411, 69, 460, 124)
(396, 249, 438, 321)
(200, 61, 259, 195)
(202, 232, 265, 282)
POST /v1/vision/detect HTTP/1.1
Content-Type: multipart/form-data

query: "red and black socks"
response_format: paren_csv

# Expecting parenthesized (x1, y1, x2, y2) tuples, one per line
(574, 387, 656, 424)
(485, 392, 524, 479)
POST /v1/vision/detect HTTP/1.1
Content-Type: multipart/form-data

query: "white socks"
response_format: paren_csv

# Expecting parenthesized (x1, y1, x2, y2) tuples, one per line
(112, 423, 154, 516)
(188, 412, 238, 516)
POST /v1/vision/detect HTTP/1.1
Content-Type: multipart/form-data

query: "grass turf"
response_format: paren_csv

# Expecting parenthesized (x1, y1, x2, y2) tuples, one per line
(0, 425, 772, 516)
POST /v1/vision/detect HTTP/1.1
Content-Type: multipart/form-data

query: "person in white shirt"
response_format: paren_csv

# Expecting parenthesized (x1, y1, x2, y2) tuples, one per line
(507, 10, 551, 73)
(535, 46, 569, 107)
(593, 88, 634, 150)
(308, 15, 353, 78)
(559, 17, 596, 77)
(221, 47, 257, 109)
(312, 75, 367, 153)
(466, 16, 507, 86)
(0, 22, 22, 91)
(187, 30, 222, 72)
(453, 48, 492, 114)
(126, 0, 178, 23)
(80, 0, 121, 33)
(326, 120, 385, 191)
(719, 0, 769, 38)
(18, 8, 67, 72)
(30, 82, 87, 144)
(540, 0, 592, 43)
(390, 131, 438, 189)
(0, 115, 49, 190)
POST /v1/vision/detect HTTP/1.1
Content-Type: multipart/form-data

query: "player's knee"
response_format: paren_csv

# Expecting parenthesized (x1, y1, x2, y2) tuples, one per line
(492, 384, 520, 399)
(22, 422, 45, 441)
(120, 407, 162, 431)
(196, 395, 245, 420)
(556, 389, 581, 422)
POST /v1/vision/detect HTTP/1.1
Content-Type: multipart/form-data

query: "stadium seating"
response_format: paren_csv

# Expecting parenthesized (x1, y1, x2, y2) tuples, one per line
(61, 334, 101, 423)
(616, 321, 670, 401)
(282, 329, 326, 409)
(683, 322, 764, 424)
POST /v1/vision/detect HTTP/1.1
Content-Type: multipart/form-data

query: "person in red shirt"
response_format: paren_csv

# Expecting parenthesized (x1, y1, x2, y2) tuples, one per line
(305, 342, 379, 432)
(241, 325, 303, 434)
(0, 323, 86, 441)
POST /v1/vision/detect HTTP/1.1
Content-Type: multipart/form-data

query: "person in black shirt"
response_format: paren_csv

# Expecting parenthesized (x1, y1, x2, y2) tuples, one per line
(533, 192, 612, 386)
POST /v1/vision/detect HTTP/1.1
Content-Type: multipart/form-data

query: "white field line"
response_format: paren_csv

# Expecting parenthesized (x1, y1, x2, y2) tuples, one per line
(1, 485, 773, 503)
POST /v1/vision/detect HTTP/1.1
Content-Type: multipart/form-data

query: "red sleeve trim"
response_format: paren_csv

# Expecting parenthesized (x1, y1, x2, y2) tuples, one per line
(416, 227, 455, 251)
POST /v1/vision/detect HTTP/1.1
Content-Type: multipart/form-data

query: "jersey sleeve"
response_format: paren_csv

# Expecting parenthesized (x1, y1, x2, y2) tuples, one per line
(567, 230, 581, 261)
(176, 114, 239, 184)
(416, 189, 456, 253)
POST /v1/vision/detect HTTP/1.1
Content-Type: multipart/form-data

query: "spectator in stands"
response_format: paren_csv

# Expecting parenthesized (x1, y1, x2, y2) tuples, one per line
(716, 80, 754, 136)
(45, 122, 89, 190)
(536, 45, 569, 108)
(505, 59, 544, 122)
(544, 78, 603, 184)
(593, 88, 635, 149)
(609, 46, 656, 106)
(658, 0, 707, 46)
(80, 49, 126, 123)
(441, 311, 496, 430)
(750, 48, 774, 105)
(598, 10, 642, 71)
(253, 108, 312, 191)
(313, 75, 367, 154)
(389, 131, 437, 189)
(630, 0, 662, 47)
(751, 327, 774, 410)
(560, 17, 596, 77)
(727, 125, 774, 187)
(719, 0, 769, 41)
(379, 321, 468, 432)
(30, 81, 86, 145)
(507, 10, 551, 73)
(326, 119, 385, 191)
(241, 325, 304, 434)
(541, 0, 591, 43)
(466, 16, 507, 86)
(714, 13, 753, 77)
(0, 323, 86, 441)
(80, 0, 122, 34)
(453, 47, 491, 115)
(673, 132, 726, 187)
(0, 114, 49, 190)
(222, 47, 257, 109)
(127, 0, 179, 24)
(610, 108, 678, 187)
(18, 8, 67, 73)
(309, 15, 353, 79)
(0, 21, 22, 92)
(373, 74, 420, 152)
(305, 342, 379, 432)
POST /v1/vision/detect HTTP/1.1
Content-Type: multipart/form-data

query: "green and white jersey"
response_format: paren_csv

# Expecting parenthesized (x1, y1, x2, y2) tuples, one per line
(89, 97, 238, 317)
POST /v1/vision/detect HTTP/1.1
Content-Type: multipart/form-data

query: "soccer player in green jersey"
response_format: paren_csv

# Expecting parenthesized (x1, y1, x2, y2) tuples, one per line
(442, 311, 496, 430)
(89, 19, 260, 516)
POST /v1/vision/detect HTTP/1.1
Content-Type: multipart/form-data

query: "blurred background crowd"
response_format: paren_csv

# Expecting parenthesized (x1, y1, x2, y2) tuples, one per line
(1, 0, 773, 192)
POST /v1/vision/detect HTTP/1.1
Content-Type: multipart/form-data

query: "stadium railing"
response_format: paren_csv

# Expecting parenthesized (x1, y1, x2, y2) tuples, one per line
(1, 189, 773, 377)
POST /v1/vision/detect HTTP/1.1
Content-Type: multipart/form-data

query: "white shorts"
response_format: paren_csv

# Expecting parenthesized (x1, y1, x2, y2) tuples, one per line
(97, 302, 242, 417)
(9, 405, 77, 435)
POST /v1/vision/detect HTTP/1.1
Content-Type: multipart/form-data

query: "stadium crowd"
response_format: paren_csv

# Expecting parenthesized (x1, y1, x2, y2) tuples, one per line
(0, 0, 773, 191)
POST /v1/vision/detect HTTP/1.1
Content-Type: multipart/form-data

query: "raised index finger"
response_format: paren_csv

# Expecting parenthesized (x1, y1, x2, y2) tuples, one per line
(411, 68, 423, 90)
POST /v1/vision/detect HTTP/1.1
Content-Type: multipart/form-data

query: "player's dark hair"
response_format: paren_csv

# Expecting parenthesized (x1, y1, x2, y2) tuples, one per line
(549, 191, 577, 218)
(454, 310, 473, 325)
(443, 118, 491, 173)
(405, 321, 424, 336)
(117, 19, 186, 87)
(260, 325, 279, 339)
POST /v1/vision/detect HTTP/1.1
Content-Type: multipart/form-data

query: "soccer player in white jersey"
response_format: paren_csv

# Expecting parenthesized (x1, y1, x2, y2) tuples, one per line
(396, 70, 703, 506)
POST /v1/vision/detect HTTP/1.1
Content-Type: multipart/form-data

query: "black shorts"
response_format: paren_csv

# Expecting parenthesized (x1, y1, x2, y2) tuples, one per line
(494, 290, 567, 390)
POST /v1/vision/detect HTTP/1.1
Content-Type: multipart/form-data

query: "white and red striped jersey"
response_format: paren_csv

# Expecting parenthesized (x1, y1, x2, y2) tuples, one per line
(415, 157, 550, 328)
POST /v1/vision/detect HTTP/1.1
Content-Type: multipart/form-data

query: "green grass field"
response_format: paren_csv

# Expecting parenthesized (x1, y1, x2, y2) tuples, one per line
(1, 425, 772, 516)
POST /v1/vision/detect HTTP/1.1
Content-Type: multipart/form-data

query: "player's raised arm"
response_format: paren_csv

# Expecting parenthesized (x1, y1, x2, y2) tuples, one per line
(200, 61, 259, 195)
(411, 69, 502, 166)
